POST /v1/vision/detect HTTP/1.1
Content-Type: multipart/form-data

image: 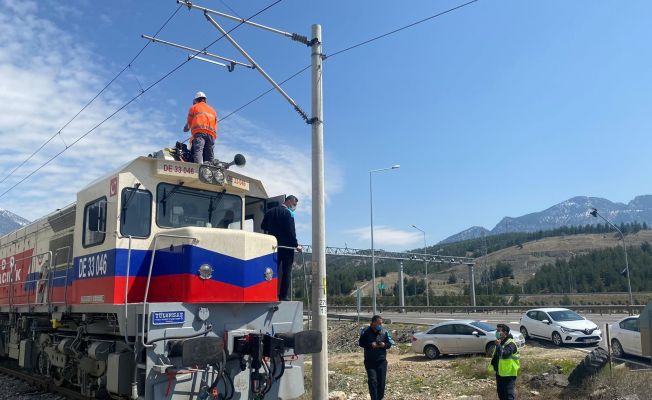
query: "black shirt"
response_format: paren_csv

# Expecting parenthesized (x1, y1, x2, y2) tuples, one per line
(261, 205, 298, 248)
(358, 326, 394, 363)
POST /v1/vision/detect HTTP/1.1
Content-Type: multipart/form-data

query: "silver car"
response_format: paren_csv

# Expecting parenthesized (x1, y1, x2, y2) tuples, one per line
(411, 320, 525, 359)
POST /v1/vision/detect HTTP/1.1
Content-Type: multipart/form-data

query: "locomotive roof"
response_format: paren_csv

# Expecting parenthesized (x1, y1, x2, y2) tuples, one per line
(80, 156, 267, 197)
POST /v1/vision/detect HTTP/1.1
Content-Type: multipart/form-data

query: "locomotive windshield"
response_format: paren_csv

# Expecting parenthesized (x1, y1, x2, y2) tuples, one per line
(156, 183, 242, 229)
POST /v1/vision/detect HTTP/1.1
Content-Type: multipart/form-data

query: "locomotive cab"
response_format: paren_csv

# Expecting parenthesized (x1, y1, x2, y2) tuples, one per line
(72, 155, 281, 305)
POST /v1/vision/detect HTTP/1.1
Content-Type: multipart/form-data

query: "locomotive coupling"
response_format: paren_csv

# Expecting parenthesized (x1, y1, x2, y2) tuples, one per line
(168, 336, 226, 366)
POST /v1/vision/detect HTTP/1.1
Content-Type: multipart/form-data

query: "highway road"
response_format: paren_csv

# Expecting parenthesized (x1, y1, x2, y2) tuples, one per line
(335, 310, 631, 331)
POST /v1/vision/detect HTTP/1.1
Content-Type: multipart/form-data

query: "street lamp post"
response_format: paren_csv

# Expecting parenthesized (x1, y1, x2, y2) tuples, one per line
(369, 165, 400, 315)
(411, 225, 429, 308)
(589, 208, 633, 311)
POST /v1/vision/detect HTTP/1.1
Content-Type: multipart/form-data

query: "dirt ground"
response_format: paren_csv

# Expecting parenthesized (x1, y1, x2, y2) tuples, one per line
(299, 321, 650, 400)
(302, 346, 584, 400)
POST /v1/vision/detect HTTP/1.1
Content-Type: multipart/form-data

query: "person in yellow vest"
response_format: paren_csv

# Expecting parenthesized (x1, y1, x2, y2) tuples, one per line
(183, 91, 218, 164)
(488, 323, 520, 400)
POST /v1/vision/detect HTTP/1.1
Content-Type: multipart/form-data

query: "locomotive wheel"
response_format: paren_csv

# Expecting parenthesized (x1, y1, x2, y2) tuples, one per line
(51, 366, 65, 387)
(37, 351, 50, 376)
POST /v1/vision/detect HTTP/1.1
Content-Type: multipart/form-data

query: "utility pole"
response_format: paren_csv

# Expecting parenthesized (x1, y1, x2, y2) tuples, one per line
(145, 6, 329, 397)
(411, 225, 429, 308)
(399, 261, 405, 313)
(590, 208, 633, 313)
(468, 263, 476, 308)
(310, 24, 328, 400)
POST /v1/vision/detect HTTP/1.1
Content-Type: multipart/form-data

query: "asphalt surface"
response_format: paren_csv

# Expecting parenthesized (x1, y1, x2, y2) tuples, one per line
(339, 310, 631, 331)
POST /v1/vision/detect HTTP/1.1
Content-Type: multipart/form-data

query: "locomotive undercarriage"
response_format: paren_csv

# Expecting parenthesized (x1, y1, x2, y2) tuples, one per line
(0, 301, 317, 399)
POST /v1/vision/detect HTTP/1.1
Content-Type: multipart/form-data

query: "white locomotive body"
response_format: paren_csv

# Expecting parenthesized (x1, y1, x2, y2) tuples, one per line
(0, 154, 320, 399)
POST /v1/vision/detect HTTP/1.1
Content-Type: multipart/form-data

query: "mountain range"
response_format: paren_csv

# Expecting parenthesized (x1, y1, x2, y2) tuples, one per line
(440, 195, 652, 244)
(0, 209, 30, 236)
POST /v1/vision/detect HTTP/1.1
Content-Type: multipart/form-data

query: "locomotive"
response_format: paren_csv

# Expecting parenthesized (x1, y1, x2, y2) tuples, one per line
(0, 150, 320, 399)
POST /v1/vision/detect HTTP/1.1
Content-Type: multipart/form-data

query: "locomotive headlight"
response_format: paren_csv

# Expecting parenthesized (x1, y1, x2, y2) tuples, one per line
(264, 267, 274, 281)
(199, 166, 214, 183)
(213, 169, 225, 185)
(198, 264, 213, 280)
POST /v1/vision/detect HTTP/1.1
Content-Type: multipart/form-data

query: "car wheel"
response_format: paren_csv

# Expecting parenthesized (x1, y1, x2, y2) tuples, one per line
(611, 339, 625, 358)
(552, 331, 563, 346)
(485, 342, 496, 357)
(520, 326, 529, 340)
(424, 345, 440, 359)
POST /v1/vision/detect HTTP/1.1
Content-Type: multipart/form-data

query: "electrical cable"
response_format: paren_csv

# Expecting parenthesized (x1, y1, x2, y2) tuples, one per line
(205, 0, 480, 132)
(325, 0, 479, 60)
(0, 4, 183, 187)
(0, 0, 282, 201)
(1, 0, 473, 201)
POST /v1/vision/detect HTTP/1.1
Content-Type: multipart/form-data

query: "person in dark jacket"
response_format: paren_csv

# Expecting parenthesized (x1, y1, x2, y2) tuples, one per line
(261, 195, 302, 301)
(358, 315, 394, 400)
(488, 323, 521, 400)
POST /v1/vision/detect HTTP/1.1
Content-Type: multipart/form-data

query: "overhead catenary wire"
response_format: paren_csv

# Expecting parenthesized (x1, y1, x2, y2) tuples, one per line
(182, 0, 478, 140)
(0, 4, 184, 187)
(326, 0, 479, 59)
(214, 0, 480, 126)
(0, 0, 283, 201)
(1, 0, 476, 201)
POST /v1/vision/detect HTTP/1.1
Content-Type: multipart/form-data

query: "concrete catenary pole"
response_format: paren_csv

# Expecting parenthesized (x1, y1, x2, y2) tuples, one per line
(468, 263, 476, 307)
(310, 24, 329, 400)
(399, 262, 405, 313)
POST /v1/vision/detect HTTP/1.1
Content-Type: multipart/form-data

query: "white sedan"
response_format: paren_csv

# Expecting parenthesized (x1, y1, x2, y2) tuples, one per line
(610, 316, 642, 358)
(519, 308, 602, 346)
(411, 320, 525, 359)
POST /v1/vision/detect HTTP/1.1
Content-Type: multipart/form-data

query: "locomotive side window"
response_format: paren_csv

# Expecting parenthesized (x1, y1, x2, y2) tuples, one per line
(156, 183, 242, 229)
(83, 197, 107, 247)
(120, 188, 152, 238)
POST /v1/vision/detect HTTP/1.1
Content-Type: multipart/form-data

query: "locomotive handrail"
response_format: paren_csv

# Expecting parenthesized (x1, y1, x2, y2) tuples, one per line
(124, 235, 133, 346)
(47, 246, 72, 308)
(8, 250, 52, 308)
(275, 245, 312, 328)
(141, 233, 199, 349)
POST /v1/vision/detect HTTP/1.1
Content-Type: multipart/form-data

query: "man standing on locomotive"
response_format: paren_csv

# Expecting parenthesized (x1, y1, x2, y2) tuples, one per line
(183, 91, 217, 164)
(261, 195, 302, 301)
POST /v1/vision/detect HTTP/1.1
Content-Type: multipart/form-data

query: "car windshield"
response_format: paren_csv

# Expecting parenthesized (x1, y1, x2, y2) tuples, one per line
(469, 321, 494, 332)
(549, 310, 583, 321)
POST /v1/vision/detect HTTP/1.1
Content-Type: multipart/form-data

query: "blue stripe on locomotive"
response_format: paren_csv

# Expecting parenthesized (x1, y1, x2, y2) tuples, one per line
(70, 245, 277, 288)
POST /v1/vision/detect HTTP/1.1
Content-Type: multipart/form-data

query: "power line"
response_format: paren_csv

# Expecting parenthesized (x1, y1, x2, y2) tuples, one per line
(1, 0, 475, 200)
(216, 0, 479, 127)
(0, 0, 282, 201)
(0, 4, 184, 187)
(326, 0, 479, 59)
(175, 64, 310, 143)
(218, 0, 242, 18)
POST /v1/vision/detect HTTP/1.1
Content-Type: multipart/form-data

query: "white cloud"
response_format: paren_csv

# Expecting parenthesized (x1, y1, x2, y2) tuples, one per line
(347, 225, 422, 248)
(0, 0, 342, 223)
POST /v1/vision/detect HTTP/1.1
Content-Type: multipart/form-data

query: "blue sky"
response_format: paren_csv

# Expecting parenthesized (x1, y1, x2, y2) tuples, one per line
(1, 0, 651, 250)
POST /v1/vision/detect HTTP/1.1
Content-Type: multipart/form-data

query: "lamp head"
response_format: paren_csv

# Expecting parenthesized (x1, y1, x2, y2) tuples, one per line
(589, 208, 598, 218)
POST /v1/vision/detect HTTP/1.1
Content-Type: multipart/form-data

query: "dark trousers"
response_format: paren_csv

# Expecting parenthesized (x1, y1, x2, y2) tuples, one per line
(277, 249, 294, 301)
(496, 375, 516, 400)
(364, 359, 387, 400)
(191, 133, 215, 164)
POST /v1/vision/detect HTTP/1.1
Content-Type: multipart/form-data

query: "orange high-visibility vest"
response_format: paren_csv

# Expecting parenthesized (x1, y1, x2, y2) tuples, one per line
(187, 102, 218, 138)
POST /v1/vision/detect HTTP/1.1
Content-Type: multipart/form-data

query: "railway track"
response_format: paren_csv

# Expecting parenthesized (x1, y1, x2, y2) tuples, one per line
(0, 363, 89, 400)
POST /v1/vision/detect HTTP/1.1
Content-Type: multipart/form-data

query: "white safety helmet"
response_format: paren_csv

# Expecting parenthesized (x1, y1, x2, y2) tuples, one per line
(194, 91, 207, 101)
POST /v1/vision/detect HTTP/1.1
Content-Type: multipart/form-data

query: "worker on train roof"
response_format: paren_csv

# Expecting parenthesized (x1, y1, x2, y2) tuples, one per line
(183, 91, 218, 165)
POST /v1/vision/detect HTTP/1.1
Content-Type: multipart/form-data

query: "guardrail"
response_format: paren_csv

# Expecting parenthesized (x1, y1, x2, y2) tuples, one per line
(327, 304, 645, 315)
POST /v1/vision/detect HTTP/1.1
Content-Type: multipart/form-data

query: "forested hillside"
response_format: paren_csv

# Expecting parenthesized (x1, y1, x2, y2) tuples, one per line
(431, 222, 648, 257)
(291, 223, 652, 305)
